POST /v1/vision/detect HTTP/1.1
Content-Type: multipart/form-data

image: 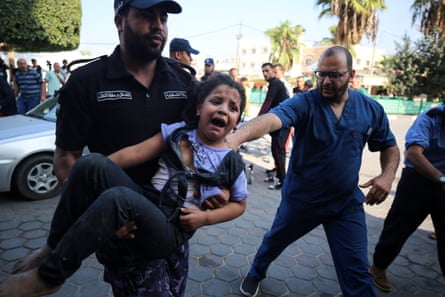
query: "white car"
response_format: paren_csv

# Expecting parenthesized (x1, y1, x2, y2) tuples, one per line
(0, 97, 62, 200)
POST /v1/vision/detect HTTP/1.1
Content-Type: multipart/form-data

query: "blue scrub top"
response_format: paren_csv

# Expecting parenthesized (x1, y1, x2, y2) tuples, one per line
(270, 89, 397, 211)
(404, 105, 445, 172)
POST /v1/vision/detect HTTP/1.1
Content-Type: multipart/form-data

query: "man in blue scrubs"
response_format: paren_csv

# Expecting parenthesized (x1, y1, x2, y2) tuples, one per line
(230, 46, 400, 297)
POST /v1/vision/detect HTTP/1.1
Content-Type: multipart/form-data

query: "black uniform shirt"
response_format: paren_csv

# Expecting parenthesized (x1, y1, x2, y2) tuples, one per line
(56, 46, 195, 184)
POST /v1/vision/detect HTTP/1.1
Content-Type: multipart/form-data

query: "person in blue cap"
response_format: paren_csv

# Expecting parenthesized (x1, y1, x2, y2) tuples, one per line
(169, 37, 199, 66)
(201, 58, 215, 81)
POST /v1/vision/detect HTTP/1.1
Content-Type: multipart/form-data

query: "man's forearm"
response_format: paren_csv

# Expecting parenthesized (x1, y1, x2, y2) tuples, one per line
(406, 145, 443, 182)
(53, 147, 82, 182)
(228, 113, 282, 149)
(380, 145, 400, 180)
(40, 83, 46, 100)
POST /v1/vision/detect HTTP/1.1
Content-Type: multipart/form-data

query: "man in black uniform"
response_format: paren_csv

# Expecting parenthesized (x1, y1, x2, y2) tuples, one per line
(7, 1, 226, 296)
(0, 77, 17, 116)
(258, 62, 290, 190)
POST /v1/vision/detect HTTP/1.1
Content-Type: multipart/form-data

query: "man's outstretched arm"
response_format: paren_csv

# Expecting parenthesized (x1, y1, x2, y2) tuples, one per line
(226, 113, 283, 150)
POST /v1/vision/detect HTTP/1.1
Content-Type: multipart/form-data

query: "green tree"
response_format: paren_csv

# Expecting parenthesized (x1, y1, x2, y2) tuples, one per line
(383, 29, 445, 99)
(316, 0, 386, 47)
(265, 21, 305, 71)
(0, 0, 81, 52)
(412, 0, 445, 38)
(381, 36, 419, 97)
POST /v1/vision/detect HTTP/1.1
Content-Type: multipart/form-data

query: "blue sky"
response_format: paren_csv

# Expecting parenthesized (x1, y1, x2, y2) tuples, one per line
(80, 0, 423, 58)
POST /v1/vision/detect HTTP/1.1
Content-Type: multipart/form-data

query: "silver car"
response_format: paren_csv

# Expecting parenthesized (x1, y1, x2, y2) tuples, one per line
(0, 97, 62, 200)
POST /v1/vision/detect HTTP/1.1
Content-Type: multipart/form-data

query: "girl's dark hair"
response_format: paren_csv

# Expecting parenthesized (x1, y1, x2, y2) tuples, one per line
(182, 73, 246, 126)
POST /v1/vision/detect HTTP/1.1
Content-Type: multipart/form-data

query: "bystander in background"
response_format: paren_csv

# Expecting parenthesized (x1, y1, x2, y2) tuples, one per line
(304, 79, 314, 91)
(44, 62, 65, 98)
(169, 37, 199, 66)
(292, 75, 305, 95)
(350, 76, 369, 96)
(14, 58, 45, 114)
(201, 58, 215, 81)
(273, 64, 292, 96)
(258, 62, 290, 190)
(229, 67, 240, 83)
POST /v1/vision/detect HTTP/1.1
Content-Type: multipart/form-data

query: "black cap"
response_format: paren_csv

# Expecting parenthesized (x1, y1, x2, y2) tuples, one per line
(170, 38, 200, 55)
(114, 0, 182, 15)
(204, 58, 214, 66)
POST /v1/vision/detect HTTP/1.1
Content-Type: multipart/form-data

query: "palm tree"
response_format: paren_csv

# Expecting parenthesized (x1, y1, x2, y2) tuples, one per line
(265, 21, 305, 71)
(316, 0, 387, 47)
(412, 0, 445, 38)
(318, 25, 357, 57)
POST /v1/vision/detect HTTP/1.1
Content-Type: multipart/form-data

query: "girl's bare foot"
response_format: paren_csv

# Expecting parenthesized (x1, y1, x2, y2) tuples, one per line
(11, 244, 52, 274)
(0, 268, 60, 297)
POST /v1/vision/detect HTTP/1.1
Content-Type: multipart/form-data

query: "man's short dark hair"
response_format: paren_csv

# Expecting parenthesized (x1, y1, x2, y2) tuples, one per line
(261, 62, 273, 69)
(321, 46, 353, 71)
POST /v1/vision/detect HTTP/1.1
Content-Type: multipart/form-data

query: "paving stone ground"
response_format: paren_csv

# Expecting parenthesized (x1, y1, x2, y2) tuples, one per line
(0, 114, 443, 296)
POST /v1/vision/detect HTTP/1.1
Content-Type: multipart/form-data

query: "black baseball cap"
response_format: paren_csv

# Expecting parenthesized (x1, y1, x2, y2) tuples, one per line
(114, 0, 182, 15)
(170, 38, 200, 55)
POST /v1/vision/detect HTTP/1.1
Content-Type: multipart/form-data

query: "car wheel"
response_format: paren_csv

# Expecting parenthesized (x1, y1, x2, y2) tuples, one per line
(13, 154, 61, 200)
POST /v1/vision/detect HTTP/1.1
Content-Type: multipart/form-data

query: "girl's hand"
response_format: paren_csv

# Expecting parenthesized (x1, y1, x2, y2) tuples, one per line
(178, 208, 207, 232)
(201, 188, 230, 209)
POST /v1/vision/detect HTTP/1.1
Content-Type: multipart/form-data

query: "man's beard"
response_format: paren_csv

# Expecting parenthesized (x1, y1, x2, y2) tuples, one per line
(320, 80, 349, 103)
(123, 20, 165, 64)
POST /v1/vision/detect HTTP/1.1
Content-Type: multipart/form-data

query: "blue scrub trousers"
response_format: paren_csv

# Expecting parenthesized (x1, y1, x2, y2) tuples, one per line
(249, 197, 376, 297)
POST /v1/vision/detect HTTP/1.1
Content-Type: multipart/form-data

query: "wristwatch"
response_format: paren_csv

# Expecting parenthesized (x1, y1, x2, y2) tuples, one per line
(439, 176, 445, 183)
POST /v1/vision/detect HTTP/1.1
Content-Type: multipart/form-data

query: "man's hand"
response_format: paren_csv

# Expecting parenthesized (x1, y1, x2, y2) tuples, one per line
(360, 175, 393, 205)
(201, 188, 230, 209)
(115, 221, 137, 240)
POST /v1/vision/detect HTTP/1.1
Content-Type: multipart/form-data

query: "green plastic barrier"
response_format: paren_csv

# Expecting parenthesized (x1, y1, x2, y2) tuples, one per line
(250, 90, 440, 115)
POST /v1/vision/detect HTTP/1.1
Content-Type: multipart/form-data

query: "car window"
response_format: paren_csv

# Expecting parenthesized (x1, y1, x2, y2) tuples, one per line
(26, 96, 58, 122)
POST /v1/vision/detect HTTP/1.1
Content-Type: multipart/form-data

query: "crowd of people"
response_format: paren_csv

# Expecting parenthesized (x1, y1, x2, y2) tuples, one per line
(0, 0, 442, 297)
(0, 56, 70, 116)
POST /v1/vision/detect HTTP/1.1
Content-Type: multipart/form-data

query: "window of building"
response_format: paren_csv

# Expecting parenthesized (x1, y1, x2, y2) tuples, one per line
(251, 48, 256, 54)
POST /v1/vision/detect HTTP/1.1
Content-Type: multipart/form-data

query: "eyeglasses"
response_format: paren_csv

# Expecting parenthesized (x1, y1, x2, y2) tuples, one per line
(314, 71, 349, 81)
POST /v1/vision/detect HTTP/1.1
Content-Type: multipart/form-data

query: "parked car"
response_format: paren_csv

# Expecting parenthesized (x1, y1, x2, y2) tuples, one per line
(0, 96, 61, 200)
